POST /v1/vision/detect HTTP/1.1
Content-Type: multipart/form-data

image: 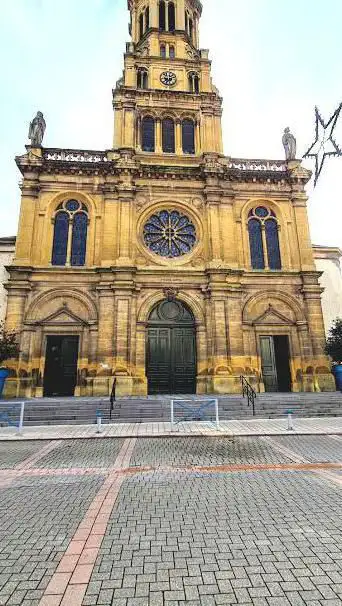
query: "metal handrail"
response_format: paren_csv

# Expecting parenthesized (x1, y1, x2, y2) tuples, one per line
(109, 378, 117, 420)
(240, 376, 257, 416)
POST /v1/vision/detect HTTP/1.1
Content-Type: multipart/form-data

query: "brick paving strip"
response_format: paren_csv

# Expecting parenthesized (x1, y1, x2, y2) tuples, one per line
(0, 440, 63, 488)
(37, 437, 136, 606)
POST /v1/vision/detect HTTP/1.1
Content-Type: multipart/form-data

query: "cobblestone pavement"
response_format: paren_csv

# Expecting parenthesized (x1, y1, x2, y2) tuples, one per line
(129, 437, 293, 468)
(0, 475, 104, 605)
(271, 436, 342, 463)
(84, 470, 342, 606)
(36, 439, 124, 469)
(0, 442, 46, 469)
(1, 437, 342, 605)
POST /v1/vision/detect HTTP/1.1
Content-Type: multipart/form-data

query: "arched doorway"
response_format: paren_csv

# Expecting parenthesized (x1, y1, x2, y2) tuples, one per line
(146, 299, 197, 394)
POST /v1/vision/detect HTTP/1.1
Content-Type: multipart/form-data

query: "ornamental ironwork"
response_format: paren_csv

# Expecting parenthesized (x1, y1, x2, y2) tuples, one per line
(303, 104, 342, 187)
(143, 210, 196, 258)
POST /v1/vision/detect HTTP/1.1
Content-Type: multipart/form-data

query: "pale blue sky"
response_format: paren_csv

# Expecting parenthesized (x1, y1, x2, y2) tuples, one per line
(1, 0, 341, 247)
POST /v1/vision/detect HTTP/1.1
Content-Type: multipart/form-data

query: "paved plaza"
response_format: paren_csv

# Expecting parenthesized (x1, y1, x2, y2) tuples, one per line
(1, 435, 342, 605)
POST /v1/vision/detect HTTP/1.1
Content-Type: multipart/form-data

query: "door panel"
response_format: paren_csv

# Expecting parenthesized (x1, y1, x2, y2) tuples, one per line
(147, 326, 196, 394)
(172, 327, 196, 394)
(147, 328, 172, 394)
(43, 336, 79, 397)
(260, 336, 278, 392)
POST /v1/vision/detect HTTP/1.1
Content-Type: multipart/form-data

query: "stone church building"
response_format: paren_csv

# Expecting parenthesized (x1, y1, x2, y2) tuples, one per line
(5, 0, 334, 398)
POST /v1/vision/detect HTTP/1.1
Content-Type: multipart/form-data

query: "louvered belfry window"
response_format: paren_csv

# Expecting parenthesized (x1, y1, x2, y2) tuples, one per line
(182, 119, 195, 154)
(162, 118, 175, 153)
(168, 2, 175, 31)
(159, 0, 166, 30)
(142, 117, 155, 152)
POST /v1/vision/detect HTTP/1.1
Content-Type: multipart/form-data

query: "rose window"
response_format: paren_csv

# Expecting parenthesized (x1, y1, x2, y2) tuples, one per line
(143, 210, 196, 258)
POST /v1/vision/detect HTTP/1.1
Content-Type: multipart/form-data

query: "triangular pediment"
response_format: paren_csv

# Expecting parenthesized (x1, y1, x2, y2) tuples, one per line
(252, 305, 295, 326)
(35, 304, 88, 326)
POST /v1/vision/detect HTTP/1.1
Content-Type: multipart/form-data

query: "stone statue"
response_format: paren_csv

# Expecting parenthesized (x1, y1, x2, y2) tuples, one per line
(28, 111, 46, 146)
(282, 127, 296, 161)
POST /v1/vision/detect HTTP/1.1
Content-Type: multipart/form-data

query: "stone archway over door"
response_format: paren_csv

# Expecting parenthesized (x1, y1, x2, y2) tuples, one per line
(146, 299, 197, 394)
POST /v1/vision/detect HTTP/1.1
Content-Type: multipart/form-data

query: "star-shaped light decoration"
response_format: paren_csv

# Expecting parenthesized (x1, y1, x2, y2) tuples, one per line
(303, 103, 342, 186)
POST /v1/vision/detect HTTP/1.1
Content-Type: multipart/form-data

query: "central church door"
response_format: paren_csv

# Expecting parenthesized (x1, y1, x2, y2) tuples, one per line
(146, 299, 196, 394)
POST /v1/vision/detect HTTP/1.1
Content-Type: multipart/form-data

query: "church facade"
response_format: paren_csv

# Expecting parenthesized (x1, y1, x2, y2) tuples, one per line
(5, 0, 334, 398)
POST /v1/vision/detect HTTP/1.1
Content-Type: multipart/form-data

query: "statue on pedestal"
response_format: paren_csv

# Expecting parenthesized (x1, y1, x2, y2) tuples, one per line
(28, 111, 46, 147)
(282, 127, 296, 161)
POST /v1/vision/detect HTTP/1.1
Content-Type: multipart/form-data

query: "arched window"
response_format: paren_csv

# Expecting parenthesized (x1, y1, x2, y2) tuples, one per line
(162, 118, 175, 153)
(248, 218, 264, 270)
(182, 119, 195, 154)
(185, 12, 189, 33)
(248, 207, 281, 270)
(137, 69, 148, 89)
(169, 45, 175, 59)
(52, 211, 69, 266)
(188, 72, 200, 93)
(71, 212, 88, 266)
(145, 6, 150, 30)
(160, 44, 166, 58)
(52, 200, 88, 266)
(142, 116, 155, 152)
(265, 218, 281, 270)
(168, 2, 175, 31)
(159, 0, 166, 30)
(139, 13, 144, 39)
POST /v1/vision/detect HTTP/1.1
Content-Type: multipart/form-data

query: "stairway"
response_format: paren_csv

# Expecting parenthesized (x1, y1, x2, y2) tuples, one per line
(0, 392, 341, 427)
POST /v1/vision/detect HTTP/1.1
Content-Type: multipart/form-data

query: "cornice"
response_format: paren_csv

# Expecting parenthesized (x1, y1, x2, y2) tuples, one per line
(15, 146, 310, 188)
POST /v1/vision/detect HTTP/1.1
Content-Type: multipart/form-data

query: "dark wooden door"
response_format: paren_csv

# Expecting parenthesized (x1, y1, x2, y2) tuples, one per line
(147, 299, 196, 395)
(260, 336, 278, 392)
(43, 336, 79, 397)
(147, 326, 196, 394)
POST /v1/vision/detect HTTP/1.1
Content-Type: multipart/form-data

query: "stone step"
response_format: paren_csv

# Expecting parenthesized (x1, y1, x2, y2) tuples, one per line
(0, 392, 341, 426)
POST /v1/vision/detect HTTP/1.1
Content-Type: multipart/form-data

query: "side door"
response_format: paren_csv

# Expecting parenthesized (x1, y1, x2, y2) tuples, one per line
(260, 336, 278, 392)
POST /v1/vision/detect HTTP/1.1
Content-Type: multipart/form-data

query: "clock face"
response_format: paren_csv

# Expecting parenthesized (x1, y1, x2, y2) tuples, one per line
(160, 71, 177, 86)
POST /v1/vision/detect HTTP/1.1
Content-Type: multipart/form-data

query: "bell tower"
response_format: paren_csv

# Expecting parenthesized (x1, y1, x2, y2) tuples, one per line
(113, 0, 223, 157)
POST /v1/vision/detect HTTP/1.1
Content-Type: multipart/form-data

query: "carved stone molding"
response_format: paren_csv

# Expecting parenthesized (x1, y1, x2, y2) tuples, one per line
(163, 288, 179, 301)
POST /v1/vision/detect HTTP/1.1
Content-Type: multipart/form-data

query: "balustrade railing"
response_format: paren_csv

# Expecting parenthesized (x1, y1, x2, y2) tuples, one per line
(229, 159, 287, 172)
(43, 149, 108, 163)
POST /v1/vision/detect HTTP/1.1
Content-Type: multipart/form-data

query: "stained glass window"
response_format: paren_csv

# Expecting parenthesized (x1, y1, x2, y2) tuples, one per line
(182, 119, 195, 154)
(248, 218, 265, 269)
(52, 212, 69, 266)
(65, 200, 80, 212)
(51, 200, 88, 267)
(248, 207, 281, 270)
(71, 213, 88, 266)
(162, 118, 175, 153)
(255, 206, 268, 218)
(143, 210, 196, 258)
(265, 219, 281, 270)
